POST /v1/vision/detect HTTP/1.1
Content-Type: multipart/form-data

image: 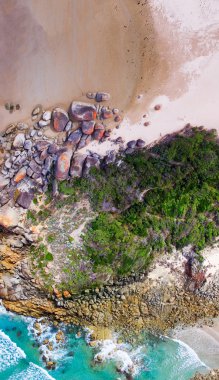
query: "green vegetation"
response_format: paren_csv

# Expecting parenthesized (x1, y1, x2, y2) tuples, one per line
(32, 128, 219, 287)
(78, 128, 219, 278)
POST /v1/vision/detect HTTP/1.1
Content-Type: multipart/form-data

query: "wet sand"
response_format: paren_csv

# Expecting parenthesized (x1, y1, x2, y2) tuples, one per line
(174, 318, 219, 370)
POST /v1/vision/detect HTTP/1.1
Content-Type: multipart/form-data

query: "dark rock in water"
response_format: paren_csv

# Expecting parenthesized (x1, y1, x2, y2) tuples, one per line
(115, 136, 123, 144)
(77, 134, 91, 150)
(16, 191, 34, 209)
(95, 92, 110, 102)
(104, 130, 111, 138)
(101, 110, 113, 119)
(70, 154, 86, 177)
(16, 330, 22, 337)
(69, 101, 97, 121)
(52, 108, 69, 132)
(55, 146, 73, 181)
(47, 143, 58, 155)
(67, 129, 83, 146)
(81, 120, 95, 135)
(35, 141, 50, 152)
(93, 129, 105, 141)
(83, 155, 100, 176)
(136, 139, 145, 148)
(127, 140, 136, 149)
(67, 351, 74, 357)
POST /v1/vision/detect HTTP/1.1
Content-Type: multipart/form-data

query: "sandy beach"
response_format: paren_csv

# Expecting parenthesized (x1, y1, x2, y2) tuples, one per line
(1, 0, 219, 144)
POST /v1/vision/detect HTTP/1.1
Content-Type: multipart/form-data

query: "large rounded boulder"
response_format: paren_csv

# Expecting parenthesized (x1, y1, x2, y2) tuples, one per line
(69, 102, 97, 121)
(52, 108, 69, 132)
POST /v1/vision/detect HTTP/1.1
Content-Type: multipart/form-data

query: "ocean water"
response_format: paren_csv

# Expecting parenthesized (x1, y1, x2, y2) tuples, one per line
(0, 303, 208, 380)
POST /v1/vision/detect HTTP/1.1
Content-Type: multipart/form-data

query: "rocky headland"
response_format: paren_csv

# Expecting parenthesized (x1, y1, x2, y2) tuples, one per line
(1, 96, 219, 378)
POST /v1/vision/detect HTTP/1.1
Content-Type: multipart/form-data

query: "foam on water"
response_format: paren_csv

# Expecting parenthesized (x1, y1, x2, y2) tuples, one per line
(8, 362, 55, 380)
(171, 337, 208, 369)
(0, 330, 26, 372)
(94, 337, 145, 376)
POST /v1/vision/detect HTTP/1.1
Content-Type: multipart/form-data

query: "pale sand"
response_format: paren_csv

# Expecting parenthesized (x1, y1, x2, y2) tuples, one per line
(174, 319, 219, 369)
(1, 0, 219, 142)
(0, 0, 157, 131)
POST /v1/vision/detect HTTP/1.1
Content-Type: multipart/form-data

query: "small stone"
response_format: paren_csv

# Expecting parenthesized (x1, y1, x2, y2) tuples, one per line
(67, 129, 83, 146)
(136, 139, 145, 148)
(24, 140, 32, 150)
(127, 140, 136, 149)
(42, 110, 51, 121)
(86, 92, 96, 99)
(35, 141, 50, 152)
(114, 115, 122, 122)
(13, 133, 25, 148)
(101, 110, 113, 119)
(77, 135, 91, 150)
(95, 92, 110, 102)
(154, 104, 161, 111)
(47, 143, 58, 154)
(17, 122, 29, 131)
(38, 119, 50, 128)
(144, 122, 150, 126)
(52, 108, 69, 132)
(0, 175, 9, 190)
(69, 154, 86, 177)
(32, 104, 42, 116)
(93, 129, 104, 141)
(65, 121, 72, 132)
(81, 120, 95, 135)
(112, 108, 119, 114)
(16, 190, 34, 209)
(14, 167, 27, 183)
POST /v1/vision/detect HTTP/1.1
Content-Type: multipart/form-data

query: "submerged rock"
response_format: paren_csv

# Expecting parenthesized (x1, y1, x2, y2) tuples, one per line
(69, 101, 97, 121)
(52, 108, 69, 132)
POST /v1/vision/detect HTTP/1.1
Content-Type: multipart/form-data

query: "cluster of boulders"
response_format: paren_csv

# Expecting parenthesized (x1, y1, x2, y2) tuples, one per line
(0, 94, 146, 210)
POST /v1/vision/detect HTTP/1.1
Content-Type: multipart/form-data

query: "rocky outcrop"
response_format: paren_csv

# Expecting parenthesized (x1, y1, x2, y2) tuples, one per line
(192, 370, 219, 380)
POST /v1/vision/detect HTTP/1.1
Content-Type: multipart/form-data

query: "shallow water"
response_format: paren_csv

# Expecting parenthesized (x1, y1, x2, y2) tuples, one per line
(0, 304, 208, 380)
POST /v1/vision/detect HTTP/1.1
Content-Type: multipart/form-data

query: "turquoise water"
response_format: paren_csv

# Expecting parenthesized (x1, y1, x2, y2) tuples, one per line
(0, 304, 207, 380)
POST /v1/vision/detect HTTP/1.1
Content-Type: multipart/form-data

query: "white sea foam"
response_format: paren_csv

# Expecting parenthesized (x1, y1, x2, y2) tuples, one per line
(8, 362, 55, 380)
(94, 337, 145, 376)
(0, 330, 26, 372)
(169, 337, 209, 369)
